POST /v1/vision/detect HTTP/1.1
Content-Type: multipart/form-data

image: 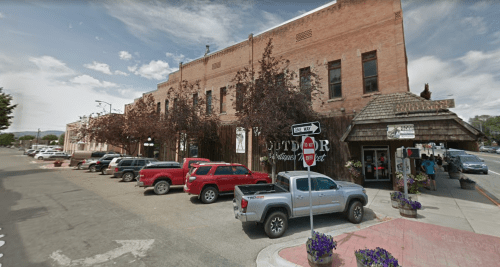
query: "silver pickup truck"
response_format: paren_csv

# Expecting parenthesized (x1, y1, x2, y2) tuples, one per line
(233, 170, 368, 238)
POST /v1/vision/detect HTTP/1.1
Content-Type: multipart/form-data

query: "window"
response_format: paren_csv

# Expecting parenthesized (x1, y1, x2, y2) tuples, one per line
(120, 160, 132, 167)
(328, 60, 342, 98)
(220, 87, 227, 113)
(165, 100, 169, 115)
(135, 160, 146, 166)
(195, 166, 212, 175)
(214, 166, 232, 175)
(236, 83, 244, 112)
(315, 177, 337, 190)
(193, 93, 198, 108)
(362, 51, 378, 93)
(276, 175, 290, 192)
(157, 102, 161, 113)
(300, 67, 311, 102)
(206, 91, 212, 115)
(232, 166, 249, 175)
(296, 178, 316, 192)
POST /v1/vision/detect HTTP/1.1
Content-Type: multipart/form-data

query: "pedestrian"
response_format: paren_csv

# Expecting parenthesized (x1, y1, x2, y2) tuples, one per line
(421, 155, 437, 191)
(436, 154, 443, 169)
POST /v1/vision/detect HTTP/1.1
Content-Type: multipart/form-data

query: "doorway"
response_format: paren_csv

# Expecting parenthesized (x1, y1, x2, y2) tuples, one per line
(362, 146, 390, 181)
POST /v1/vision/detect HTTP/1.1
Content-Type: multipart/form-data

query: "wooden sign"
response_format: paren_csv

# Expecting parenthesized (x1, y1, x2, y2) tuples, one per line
(394, 99, 455, 114)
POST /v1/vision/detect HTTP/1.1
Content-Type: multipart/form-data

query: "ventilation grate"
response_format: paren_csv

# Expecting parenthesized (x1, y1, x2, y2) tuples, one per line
(296, 29, 312, 42)
(212, 61, 221, 70)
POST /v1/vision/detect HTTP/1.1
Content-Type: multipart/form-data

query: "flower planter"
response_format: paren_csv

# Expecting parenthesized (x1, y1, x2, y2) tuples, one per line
(460, 180, 476, 190)
(307, 252, 333, 267)
(391, 200, 400, 209)
(54, 162, 62, 167)
(356, 258, 368, 267)
(399, 206, 417, 218)
(449, 171, 461, 179)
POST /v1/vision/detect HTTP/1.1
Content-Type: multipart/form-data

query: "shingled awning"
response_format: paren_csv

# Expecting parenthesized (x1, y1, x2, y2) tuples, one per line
(341, 92, 484, 142)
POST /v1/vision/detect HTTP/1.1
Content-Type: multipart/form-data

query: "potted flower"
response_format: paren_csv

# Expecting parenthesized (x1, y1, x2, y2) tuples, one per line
(399, 197, 422, 218)
(53, 158, 64, 167)
(306, 231, 337, 267)
(355, 247, 401, 267)
(459, 177, 476, 190)
(389, 192, 403, 209)
(345, 160, 363, 184)
(259, 156, 268, 166)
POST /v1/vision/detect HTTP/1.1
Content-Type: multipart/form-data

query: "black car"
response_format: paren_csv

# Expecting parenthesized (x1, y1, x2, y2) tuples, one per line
(94, 154, 127, 174)
(114, 158, 157, 182)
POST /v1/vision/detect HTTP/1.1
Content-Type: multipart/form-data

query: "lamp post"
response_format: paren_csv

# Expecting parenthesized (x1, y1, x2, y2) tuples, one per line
(95, 100, 112, 114)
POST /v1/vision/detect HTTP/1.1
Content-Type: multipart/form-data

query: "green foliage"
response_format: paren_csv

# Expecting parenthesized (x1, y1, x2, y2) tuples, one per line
(19, 135, 36, 140)
(469, 115, 500, 143)
(0, 133, 15, 146)
(0, 87, 17, 130)
(59, 133, 65, 146)
(42, 134, 58, 141)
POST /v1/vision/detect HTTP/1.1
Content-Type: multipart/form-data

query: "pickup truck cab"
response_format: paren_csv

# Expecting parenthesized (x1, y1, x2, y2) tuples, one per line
(233, 170, 368, 238)
(137, 158, 210, 195)
(184, 162, 271, 204)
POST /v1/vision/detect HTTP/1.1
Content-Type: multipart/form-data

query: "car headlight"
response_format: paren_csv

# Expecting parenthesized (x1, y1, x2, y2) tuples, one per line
(482, 164, 487, 167)
(362, 189, 366, 194)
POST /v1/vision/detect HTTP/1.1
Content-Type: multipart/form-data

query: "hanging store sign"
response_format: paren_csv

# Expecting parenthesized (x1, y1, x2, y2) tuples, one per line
(394, 99, 455, 114)
(236, 127, 246, 154)
(387, 124, 415, 139)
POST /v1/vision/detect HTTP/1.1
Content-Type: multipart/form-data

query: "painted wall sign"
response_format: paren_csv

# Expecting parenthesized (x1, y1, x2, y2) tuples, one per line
(394, 99, 455, 114)
(387, 124, 415, 139)
(236, 127, 246, 154)
(266, 139, 330, 162)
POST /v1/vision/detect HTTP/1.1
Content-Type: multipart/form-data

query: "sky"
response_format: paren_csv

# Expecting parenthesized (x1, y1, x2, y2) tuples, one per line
(1, 0, 499, 133)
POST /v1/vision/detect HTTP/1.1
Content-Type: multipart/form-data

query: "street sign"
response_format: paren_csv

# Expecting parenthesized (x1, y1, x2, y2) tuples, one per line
(291, 122, 321, 136)
(302, 136, 316, 167)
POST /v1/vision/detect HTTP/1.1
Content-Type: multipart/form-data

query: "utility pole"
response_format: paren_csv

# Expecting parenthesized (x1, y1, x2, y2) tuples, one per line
(36, 128, 40, 148)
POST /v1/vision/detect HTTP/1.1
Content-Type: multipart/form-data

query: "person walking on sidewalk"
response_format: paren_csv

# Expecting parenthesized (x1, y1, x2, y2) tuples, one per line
(421, 155, 437, 191)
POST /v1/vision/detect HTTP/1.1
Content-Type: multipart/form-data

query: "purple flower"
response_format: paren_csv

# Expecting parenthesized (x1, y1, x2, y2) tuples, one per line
(306, 231, 337, 261)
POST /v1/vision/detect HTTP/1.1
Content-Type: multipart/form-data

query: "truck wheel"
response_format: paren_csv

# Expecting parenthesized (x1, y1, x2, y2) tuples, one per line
(264, 211, 288, 238)
(201, 186, 218, 204)
(154, 180, 170, 195)
(347, 200, 364, 224)
(122, 172, 135, 182)
(77, 163, 82, 170)
(89, 165, 96, 172)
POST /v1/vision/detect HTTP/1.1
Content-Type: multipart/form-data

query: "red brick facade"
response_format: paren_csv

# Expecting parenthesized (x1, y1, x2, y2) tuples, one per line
(143, 0, 409, 121)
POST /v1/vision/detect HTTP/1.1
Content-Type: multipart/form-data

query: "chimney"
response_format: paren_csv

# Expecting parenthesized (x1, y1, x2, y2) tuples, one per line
(205, 45, 210, 56)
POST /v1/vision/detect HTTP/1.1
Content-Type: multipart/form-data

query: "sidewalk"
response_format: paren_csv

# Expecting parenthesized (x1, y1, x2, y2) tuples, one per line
(258, 169, 500, 266)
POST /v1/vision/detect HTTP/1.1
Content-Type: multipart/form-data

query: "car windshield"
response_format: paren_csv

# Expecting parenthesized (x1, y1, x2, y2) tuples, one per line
(460, 155, 481, 162)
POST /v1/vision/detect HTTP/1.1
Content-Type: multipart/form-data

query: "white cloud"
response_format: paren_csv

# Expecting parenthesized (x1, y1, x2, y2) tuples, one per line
(69, 23, 73, 29)
(70, 75, 118, 88)
(84, 61, 113, 75)
(461, 17, 487, 35)
(114, 70, 129, 76)
(0, 12, 4, 19)
(491, 31, 500, 44)
(165, 52, 194, 64)
(131, 60, 177, 80)
(119, 51, 132, 60)
(29, 56, 75, 77)
(403, 1, 456, 42)
(127, 65, 138, 72)
(95, 36, 102, 41)
(470, 1, 489, 11)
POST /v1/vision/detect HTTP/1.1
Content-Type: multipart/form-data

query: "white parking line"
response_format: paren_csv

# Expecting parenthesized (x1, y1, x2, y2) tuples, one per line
(489, 170, 500, 175)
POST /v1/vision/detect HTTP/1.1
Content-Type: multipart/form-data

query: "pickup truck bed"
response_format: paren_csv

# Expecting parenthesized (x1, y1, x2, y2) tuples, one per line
(237, 184, 288, 195)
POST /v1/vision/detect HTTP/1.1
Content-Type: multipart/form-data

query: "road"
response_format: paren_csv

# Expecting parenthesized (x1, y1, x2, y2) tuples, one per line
(0, 148, 380, 267)
(465, 151, 500, 201)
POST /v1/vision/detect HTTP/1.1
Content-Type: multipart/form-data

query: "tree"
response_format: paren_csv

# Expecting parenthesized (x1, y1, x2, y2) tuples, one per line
(0, 87, 17, 130)
(42, 134, 58, 141)
(0, 133, 15, 146)
(19, 135, 36, 140)
(58, 133, 65, 146)
(229, 38, 323, 181)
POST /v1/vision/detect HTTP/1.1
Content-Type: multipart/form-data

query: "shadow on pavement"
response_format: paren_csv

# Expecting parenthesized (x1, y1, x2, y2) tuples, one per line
(0, 168, 56, 178)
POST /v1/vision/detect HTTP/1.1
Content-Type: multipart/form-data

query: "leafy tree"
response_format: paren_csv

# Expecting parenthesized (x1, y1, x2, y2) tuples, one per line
(0, 87, 17, 130)
(0, 133, 15, 146)
(229, 38, 323, 181)
(19, 135, 36, 140)
(42, 134, 58, 141)
(58, 133, 65, 146)
(469, 115, 500, 144)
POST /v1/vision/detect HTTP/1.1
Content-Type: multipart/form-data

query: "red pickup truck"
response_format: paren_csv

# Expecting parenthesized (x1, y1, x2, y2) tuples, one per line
(184, 162, 271, 204)
(138, 158, 210, 195)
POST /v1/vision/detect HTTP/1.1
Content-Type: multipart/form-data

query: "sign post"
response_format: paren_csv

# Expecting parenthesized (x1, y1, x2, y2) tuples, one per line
(302, 136, 316, 237)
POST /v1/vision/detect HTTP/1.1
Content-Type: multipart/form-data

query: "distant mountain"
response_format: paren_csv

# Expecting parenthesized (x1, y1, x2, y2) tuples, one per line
(11, 131, 65, 138)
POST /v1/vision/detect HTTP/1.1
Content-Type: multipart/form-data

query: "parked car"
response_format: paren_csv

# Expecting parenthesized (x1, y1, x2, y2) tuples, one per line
(24, 149, 35, 155)
(81, 159, 98, 171)
(138, 158, 210, 195)
(479, 146, 491, 152)
(115, 158, 157, 182)
(184, 162, 271, 204)
(487, 146, 500, 153)
(456, 155, 488, 174)
(497, 148, 500, 154)
(70, 151, 117, 169)
(105, 157, 134, 175)
(35, 151, 57, 160)
(27, 150, 40, 157)
(233, 171, 368, 238)
(95, 154, 127, 174)
(47, 152, 71, 160)
(444, 149, 468, 165)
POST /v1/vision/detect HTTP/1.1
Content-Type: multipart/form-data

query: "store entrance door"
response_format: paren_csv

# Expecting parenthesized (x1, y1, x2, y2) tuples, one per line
(362, 146, 390, 181)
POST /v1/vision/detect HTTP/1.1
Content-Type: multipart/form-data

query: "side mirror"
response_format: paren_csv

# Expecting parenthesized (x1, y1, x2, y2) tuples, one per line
(248, 170, 252, 175)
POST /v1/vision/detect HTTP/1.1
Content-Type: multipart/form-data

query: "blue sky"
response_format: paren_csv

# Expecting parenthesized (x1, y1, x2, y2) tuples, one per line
(1, 0, 499, 132)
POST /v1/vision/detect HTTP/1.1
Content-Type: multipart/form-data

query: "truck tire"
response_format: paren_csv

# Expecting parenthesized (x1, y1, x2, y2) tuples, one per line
(77, 163, 82, 170)
(347, 200, 364, 224)
(201, 186, 218, 204)
(122, 172, 135, 182)
(89, 165, 96, 173)
(264, 211, 288, 238)
(154, 180, 170, 195)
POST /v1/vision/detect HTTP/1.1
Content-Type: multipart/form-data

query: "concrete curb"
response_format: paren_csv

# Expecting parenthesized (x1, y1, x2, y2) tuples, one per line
(461, 173, 500, 207)
(256, 212, 393, 267)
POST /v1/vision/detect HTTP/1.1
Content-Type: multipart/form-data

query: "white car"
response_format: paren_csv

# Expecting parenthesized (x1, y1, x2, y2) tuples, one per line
(497, 148, 500, 154)
(35, 151, 57, 160)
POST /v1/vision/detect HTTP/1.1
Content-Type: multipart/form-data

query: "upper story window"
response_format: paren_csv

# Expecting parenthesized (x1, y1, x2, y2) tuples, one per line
(299, 67, 311, 102)
(165, 100, 169, 115)
(193, 93, 198, 108)
(206, 91, 212, 115)
(362, 51, 378, 93)
(157, 102, 161, 113)
(328, 60, 342, 99)
(220, 87, 227, 113)
(236, 83, 244, 112)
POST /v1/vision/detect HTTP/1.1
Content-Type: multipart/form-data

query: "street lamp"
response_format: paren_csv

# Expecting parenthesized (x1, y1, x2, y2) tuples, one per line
(95, 100, 112, 114)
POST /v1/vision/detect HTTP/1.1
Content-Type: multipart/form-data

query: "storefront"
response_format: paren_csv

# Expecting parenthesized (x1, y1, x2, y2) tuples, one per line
(341, 92, 485, 188)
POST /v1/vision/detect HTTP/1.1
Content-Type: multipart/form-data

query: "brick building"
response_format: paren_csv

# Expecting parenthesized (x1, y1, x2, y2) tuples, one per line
(125, 0, 417, 182)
